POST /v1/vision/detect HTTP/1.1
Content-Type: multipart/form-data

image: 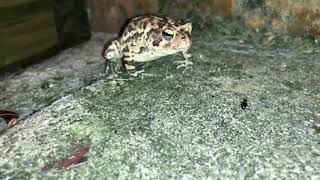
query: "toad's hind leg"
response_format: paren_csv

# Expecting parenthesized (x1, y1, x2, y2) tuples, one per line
(175, 49, 193, 69)
(123, 55, 144, 77)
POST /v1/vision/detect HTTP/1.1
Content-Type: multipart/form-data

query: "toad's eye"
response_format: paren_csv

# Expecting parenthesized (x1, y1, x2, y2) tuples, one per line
(162, 29, 174, 41)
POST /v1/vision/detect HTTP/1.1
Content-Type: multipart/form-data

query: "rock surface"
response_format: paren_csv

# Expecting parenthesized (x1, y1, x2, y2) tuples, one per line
(0, 32, 319, 179)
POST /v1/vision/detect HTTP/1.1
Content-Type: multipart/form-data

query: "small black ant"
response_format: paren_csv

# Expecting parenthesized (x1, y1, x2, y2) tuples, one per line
(241, 98, 248, 109)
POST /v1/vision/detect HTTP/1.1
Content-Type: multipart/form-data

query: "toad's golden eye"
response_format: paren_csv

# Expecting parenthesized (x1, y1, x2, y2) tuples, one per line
(162, 29, 174, 41)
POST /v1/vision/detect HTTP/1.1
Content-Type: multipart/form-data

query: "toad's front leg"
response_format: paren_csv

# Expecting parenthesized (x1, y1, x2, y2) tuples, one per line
(175, 49, 193, 69)
(104, 57, 123, 75)
(102, 39, 123, 75)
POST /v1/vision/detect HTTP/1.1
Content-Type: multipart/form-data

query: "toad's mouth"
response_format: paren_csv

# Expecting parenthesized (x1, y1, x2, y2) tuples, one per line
(158, 44, 191, 51)
(156, 48, 187, 52)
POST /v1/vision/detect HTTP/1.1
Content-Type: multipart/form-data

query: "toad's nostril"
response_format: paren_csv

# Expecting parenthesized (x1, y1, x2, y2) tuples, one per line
(182, 36, 185, 40)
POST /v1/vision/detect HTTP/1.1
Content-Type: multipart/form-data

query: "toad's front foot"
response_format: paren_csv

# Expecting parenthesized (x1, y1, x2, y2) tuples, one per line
(128, 69, 145, 77)
(125, 62, 145, 77)
(105, 58, 123, 78)
(174, 59, 193, 69)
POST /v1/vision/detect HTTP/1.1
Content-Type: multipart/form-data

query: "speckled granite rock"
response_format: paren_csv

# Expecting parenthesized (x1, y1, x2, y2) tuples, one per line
(0, 31, 319, 179)
(0, 33, 111, 121)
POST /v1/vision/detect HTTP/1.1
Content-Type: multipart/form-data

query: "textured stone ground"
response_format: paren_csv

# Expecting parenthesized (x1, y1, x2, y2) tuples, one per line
(0, 32, 319, 179)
